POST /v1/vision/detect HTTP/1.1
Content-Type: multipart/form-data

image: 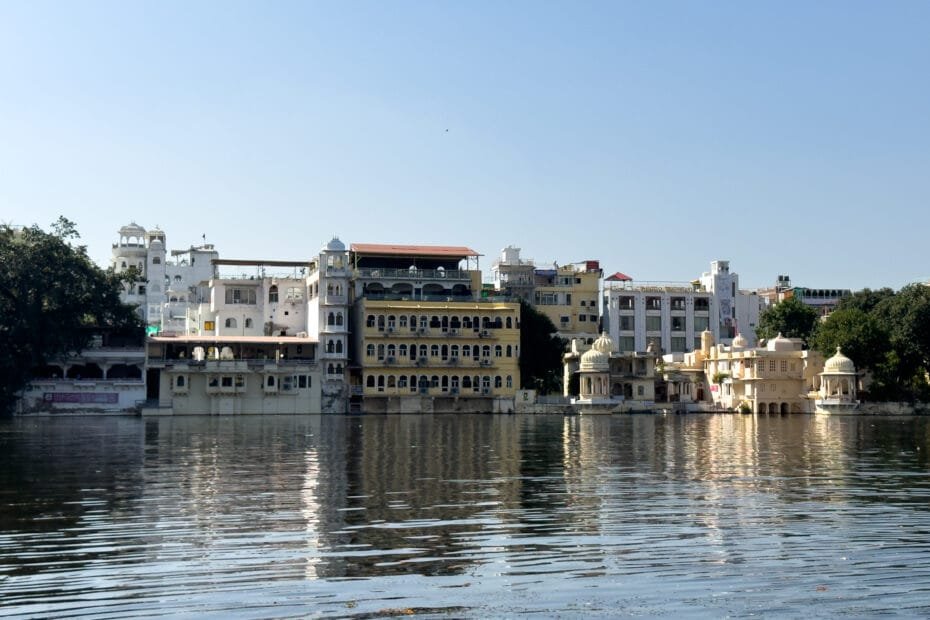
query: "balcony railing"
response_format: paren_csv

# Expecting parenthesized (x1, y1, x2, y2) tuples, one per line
(356, 267, 471, 281)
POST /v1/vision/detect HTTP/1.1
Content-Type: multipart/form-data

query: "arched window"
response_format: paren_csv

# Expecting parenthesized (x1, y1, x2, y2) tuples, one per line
(506, 375, 513, 388)
(506, 317, 512, 329)
(377, 344, 385, 359)
(462, 345, 471, 358)
(482, 345, 491, 358)
(430, 344, 439, 357)
(225, 318, 237, 329)
(245, 318, 253, 328)
(327, 363, 334, 374)
(431, 375, 440, 388)
(495, 376, 502, 388)
(329, 341, 337, 353)
(367, 375, 375, 388)
(377, 375, 385, 390)
(419, 344, 428, 357)
(506, 345, 513, 357)
(269, 285, 279, 303)
(335, 340, 343, 353)
(267, 376, 275, 386)
(387, 344, 396, 357)
(328, 312, 336, 326)
(336, 313, 343, 326)
(387, 375, 396, 389)
(335, 364, 342, 374)
(451, 345, 459, 358)
(176, 375, 185, 387)
(399, 316, 408, 328)
(327, 283, 334, 295)
(399, 344, 408, 358)
(463, 376, 472, 388)
(495, 345, 502, 357)
(367, 315, 376, 328)
(441, 376, 449, 389)
(366, 344, 375, 357)
(398, 375, 408, 389)
(482, 376, 491, 389)
(121, 261, 127, 269)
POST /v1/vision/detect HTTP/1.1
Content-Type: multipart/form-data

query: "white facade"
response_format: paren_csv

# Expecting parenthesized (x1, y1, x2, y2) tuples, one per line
(308, 239, 350, 412)
(602, 284, 715, 354)
(698, 260, 763, 345)
(111, 223, 219, 333)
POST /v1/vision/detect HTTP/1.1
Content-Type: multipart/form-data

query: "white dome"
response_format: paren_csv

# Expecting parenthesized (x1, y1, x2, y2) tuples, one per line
(767, 333, 793, 352)
(119, 222, 146, 237)
(580, 347, 609, 372)
(731, 333, 748, 349)
(824, 347, 856, 375)
(592, 331, 613, 354)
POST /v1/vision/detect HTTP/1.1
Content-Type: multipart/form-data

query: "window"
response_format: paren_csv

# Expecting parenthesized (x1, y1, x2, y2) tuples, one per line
(176, 376, 185, 387)
(694, 316, 710, 332)
(671, 337, 687, 352)
(780, 360, 788, 372)
(495, 376, 502, 388)
(367, 315, 376, 328)
(671, 297, 685, 311)
(506, 375, 513, 388)
(580, 314, 587, 322)
(366, 344, 375, 357)
(495, 345, 502, 357)
(757, 360, 765, 373)
(286, 287, 303, 301)
(269, 286, 278, 303)
(204, 321, 215, 331)
(245, 318, 253, 328)
(671, 316, 685, 332)
(637, 385, 645, 396)
(560, 316, 570, 324)
(506, 345, 512, 357)
(152, 256, 161, 265)
(225, 318, 237, 328)
(235, 375, 245, 388)
(221, 376, 233, 387)
(618, 336, 635, 351)
(298, 375, 307, 389)
(694, 298, 710, 311)
(646, 296, 661, 310)
(619, 315, 634, 331)
(646, 316, 662, 331)
(769, 360, 776, 372)
(225, 287, 257, 305)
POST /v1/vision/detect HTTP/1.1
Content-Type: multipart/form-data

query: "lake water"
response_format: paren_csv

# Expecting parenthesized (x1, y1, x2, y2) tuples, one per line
(2, 413, 930, 618)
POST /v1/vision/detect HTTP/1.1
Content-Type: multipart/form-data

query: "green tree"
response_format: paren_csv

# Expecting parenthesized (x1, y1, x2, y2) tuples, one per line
(810, 308, 890, 373)
(835, 287, 896, 314)
(756, 296, 820, 343)
(0, 218, 142, 415)
(518, 300, 565, 394)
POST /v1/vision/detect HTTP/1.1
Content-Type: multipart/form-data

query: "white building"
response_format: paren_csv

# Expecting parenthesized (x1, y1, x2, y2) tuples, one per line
(602, 260, 763, 355)
(111, 223, 219, 334)
(698, 260, 763, 344)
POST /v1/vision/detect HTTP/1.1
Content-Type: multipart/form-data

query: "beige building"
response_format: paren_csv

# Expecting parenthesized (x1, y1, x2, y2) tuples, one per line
(350, 243, 520, 413)
(562, 332, 657, 412)
(145, 335, 321, 414)
(676, 331, 825, 413)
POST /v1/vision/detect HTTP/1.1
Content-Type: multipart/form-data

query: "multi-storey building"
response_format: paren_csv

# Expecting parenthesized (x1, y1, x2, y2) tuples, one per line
(491, 246, 602, 343)
(111, 223, 219, 333)
(756, 274, 851, 316)
(144, 239, 351, 414)
(350, 243, 520, 413)
(602, 279, 713, 355)
(602, 260, 762, 355)
(698, 260, 763, 343)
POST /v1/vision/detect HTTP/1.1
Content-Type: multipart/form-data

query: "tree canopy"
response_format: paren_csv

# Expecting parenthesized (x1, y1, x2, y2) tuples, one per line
(756, 296, 820, 342)
(518, 300, 565, 394)
(810, 284, 930, 402)
(0, 218, 142, 414)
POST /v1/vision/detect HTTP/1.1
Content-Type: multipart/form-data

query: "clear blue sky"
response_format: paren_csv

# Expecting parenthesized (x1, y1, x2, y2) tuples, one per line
(2, 1, 928, 290)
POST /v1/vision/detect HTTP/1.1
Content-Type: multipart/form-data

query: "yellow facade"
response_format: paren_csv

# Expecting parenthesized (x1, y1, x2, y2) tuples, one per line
(534, 264, 602, 342)
(356, 299, 521, 402)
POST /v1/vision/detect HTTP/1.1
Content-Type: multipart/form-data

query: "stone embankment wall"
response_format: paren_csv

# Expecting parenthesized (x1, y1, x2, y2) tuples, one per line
(859, 402, 930, 415)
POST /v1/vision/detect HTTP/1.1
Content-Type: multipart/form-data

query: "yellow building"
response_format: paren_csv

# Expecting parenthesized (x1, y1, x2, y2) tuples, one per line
(350, 244, 520, 413)
(492, 247, 602, 344)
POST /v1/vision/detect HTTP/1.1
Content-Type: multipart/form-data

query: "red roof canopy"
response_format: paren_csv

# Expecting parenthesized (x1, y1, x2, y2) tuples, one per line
(350, 243, 480, 258)
(605, 271, 633, 281)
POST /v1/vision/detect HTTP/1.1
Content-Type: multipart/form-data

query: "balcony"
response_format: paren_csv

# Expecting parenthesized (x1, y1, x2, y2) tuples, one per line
(356, 267, 471, 282)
